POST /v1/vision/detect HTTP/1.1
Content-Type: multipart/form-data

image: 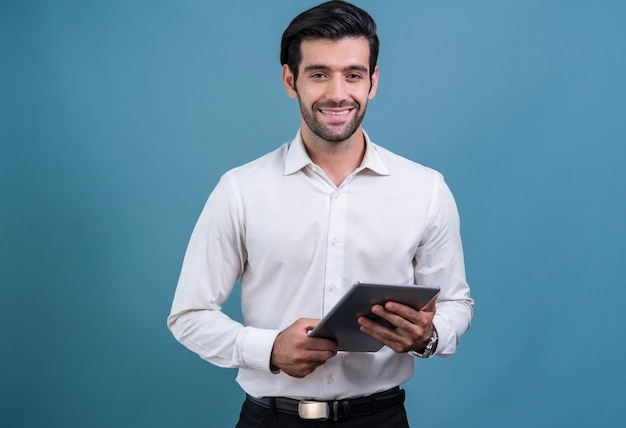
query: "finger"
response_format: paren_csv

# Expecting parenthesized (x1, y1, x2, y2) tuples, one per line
(297, 318, 323, 332)
(306, 337, 338, 352)
(420, 292, 440, 313)
(358, 318, 408, 351)
(357, 315, 385, 331)
(383, 294, 438, 324)
(358, 313, 403, 337)
(372, 303, 413, 328)
(364, 306, 429, 346)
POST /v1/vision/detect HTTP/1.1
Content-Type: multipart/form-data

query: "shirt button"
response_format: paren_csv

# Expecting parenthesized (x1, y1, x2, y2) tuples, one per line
(329, 283, 335, 291)
(328, 375, 335, 384)
(331, 238, 338, 246)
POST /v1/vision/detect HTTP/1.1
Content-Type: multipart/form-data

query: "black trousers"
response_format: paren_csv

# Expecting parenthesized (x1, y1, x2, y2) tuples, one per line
(235, 397, 410, 428)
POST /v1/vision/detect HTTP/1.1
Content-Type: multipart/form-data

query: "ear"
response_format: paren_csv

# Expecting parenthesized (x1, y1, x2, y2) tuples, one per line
(282, 64, 298, 99)
(368, 65, 379, 100)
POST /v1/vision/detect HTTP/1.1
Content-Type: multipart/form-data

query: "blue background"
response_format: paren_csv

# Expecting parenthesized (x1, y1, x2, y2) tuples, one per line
(2, 0, 625, 426)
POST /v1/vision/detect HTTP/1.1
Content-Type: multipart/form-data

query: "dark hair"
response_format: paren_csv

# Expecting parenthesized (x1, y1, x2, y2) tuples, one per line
(280, 1, 379, 82)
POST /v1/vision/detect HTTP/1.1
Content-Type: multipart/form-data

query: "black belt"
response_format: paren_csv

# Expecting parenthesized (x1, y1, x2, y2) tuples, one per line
(246, 387, 405, 421)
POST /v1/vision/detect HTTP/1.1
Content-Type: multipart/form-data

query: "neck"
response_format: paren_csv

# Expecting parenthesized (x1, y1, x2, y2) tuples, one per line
(301, 126, 366, 187)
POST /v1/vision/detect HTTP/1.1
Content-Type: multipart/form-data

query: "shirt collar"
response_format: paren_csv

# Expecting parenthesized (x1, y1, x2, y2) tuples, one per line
(283, 129, 390, 176)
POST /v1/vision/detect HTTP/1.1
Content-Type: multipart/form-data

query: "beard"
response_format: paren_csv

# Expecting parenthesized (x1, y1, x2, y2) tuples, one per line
(297, 97, 367, 143)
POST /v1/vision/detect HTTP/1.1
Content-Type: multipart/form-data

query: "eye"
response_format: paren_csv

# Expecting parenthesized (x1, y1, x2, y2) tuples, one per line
(346, 73, 363, 80)
(310, 72, 327, 79)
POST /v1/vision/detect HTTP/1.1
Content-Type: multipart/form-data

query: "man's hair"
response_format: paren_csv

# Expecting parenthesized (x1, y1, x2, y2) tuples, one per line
(280, 1, 379, 82)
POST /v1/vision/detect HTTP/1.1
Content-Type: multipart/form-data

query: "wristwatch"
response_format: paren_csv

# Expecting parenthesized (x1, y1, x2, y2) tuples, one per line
(408, 328, 438, 358)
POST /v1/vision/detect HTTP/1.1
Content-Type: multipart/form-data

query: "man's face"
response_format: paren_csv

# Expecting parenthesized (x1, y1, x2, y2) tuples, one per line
(283, 37, 379, 143)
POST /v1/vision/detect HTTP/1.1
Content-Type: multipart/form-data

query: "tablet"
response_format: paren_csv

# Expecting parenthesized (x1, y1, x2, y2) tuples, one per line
(308, 281, 440, 352)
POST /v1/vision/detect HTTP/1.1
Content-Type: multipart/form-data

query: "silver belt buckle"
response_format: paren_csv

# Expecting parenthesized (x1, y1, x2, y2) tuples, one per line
(298, 400, 330, 420)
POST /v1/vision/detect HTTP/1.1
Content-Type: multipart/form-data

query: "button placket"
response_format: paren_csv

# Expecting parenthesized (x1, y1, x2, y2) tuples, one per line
(324, 190, 347, 310)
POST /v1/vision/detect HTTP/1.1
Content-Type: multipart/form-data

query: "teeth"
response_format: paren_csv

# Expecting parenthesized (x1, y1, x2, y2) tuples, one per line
(320, 109, 350, 116)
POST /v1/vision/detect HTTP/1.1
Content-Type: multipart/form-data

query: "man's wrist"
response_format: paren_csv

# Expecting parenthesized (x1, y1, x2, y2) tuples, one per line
(408, 327, 438, 359)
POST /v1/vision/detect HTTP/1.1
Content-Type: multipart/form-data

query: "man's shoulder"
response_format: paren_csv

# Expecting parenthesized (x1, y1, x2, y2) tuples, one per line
(372, 142, 442, 181)
(225, 142, 290, 179)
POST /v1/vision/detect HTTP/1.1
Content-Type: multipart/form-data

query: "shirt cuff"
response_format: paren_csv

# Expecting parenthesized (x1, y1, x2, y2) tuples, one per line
(432, 314, 456, 357)
(240, 327, 281, 373)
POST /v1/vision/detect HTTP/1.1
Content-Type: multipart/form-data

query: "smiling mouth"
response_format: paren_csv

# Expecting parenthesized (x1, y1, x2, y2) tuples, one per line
(319, 108, 352, 116)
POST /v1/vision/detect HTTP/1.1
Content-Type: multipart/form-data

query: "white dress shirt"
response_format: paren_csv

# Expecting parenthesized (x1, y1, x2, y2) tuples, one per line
(168, 130, 473, 400)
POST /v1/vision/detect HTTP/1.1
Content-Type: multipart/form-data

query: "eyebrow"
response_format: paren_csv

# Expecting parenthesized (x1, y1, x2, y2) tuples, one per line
(303, 64, 369, 74)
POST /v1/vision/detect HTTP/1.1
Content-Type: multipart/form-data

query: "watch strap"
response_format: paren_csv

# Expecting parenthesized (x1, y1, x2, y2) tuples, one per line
(408, 328, 438, 359)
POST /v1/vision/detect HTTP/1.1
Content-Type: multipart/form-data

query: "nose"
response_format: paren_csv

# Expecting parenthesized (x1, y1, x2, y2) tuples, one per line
(325, 76, 348, 102)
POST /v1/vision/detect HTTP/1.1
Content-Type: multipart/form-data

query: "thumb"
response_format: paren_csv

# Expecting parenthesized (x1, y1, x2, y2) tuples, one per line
(421, 292, 440, 313)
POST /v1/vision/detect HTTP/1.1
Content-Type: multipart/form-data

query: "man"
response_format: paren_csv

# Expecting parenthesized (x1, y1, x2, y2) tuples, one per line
(168, 1, 473, 427)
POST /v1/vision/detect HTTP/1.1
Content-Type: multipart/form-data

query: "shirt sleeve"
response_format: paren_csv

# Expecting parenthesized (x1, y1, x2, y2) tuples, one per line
(167, 173, 279, 372)
(415, 173, 474, 356)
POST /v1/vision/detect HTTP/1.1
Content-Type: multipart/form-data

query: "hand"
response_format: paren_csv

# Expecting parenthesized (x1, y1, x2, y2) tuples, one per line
(358, 294, 438, 353)
(270, 318, 338, 378)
